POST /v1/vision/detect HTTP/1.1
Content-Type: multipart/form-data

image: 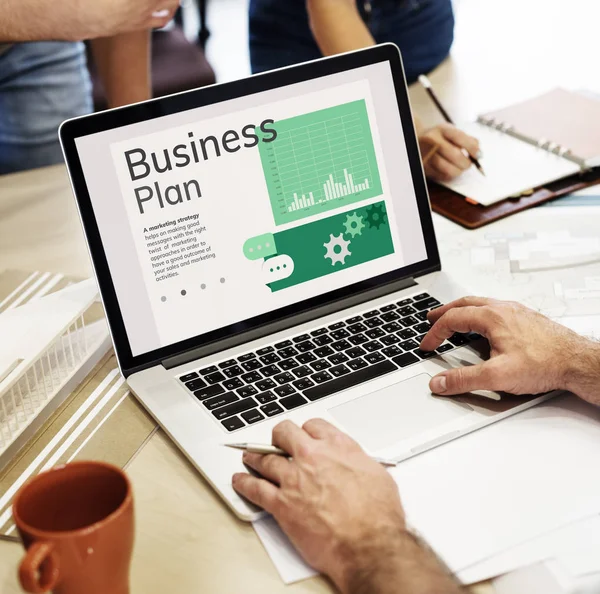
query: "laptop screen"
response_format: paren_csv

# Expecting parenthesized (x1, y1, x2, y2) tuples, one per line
(74, 59, 429, 358)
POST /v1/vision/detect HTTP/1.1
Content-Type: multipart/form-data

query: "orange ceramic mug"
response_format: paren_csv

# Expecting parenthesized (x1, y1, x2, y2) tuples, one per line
(12, 461, 134, 594)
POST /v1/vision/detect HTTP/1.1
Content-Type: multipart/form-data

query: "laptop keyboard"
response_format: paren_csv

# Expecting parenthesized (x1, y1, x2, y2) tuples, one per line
(177, 292, 479, 432)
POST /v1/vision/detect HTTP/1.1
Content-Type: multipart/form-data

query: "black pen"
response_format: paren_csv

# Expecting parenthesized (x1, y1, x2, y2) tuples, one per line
(418, 74, 486, 176)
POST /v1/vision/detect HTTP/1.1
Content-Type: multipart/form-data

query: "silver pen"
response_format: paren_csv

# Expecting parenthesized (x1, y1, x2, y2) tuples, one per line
(226, 443, 398, 467)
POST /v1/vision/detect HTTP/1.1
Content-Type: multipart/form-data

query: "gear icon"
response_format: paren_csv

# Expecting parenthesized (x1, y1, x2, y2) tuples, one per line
(365, 203, 387, 230)
(324, 233, 351, 266)
(343, 212, 365, 238)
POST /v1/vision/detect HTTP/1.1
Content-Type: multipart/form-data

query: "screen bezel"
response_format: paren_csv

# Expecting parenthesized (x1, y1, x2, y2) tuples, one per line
(60, 44, 440, 376)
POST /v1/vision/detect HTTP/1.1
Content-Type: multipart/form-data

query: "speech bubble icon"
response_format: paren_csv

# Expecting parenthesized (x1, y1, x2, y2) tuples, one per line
(243, 233, 277, 260)
(262, 255, 294, 283)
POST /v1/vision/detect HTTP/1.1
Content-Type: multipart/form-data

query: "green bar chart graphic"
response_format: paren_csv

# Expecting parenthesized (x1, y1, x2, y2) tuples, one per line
(258, 100, 383, 226)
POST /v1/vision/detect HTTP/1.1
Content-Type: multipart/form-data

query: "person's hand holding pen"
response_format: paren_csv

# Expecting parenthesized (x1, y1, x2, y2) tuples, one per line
(416, 75, 484, 182)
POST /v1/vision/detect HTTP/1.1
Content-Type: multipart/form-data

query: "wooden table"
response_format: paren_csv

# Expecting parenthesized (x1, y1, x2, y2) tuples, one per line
(0, 0, 597, 591)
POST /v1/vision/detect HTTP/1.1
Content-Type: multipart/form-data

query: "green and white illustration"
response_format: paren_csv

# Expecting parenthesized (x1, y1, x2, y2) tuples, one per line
(243, 201, 394, 292)
(257, 100, 383, 226)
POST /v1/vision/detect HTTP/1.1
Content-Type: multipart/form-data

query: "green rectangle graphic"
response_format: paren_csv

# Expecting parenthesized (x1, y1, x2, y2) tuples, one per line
(258, 100, 383, 226)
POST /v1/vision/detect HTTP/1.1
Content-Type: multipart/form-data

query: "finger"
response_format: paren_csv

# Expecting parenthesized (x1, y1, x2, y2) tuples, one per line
(149, 7, 178, 28)
(440, 125, 480, 158)
(429, 360, 502, 395)
(271, 420, 313, 457)
(242, 452, 292, 484)
(420, 306, 491, 351)
(232, 473, 279, 513)
(429, 155, 463, 181)
(436, 140, 472, 171)
(302, 418, 345, 440)
(427, 296, 497, 323)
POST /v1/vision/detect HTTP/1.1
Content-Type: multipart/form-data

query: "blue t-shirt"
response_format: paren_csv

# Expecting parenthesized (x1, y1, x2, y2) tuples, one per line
(249, 0, 454, 82)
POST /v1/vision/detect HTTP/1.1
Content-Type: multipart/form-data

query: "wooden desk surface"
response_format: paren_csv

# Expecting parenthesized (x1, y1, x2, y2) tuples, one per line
(0, 0, 597, 591)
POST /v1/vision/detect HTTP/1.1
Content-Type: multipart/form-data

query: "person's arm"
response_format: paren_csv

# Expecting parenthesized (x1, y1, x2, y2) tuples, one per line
(421, 297, 600, 406)
(0, 0, 178, 42)
(233, 419, 463, 594)
(91, 31, 151, 108)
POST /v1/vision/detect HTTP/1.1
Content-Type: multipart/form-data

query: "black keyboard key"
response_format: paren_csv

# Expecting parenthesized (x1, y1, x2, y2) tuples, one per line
(297, 352, 317, 364)
(348, 322, 368, 334)
(275, 340, 293, 349)
(329, 322, 345, 330)
(237, 385, 258, 398)
(274, 372, 295, 385)
(261, 402, 284, 417)
(437, 343, 454, 353)
(414, 297, 441, 311)
(347, 358, 369, 371)
(310, 359, 331, 371)
(311, 328, 328, 337)
(381, 334, 400, 346)
(398, 306, 417, 317)
(204, 392, 238, 411)
(257, 346, 274, 356)
(260, 364, 281, 377)
(241, 409, 264, 424)
(241, 359, 262, 371)
(413, 293, 430, 301)
(380, 304, 397, 312)
(256, 391, 277, 404)
(331, 339, 352, 352)
(311, 371, 333, 384)
(293, 378, 315, 390)
(280, 358, 300, 370)
(346, 316, 363, 324)
(416, 349, 436, 359)
(281, 393, 308, 410)
(213, 397, 259, 420)
(219, 359, 237, 369)
(398, 328, 417, 340)
(399, 339, 419, 351)
(396, 298, 413, 306)
(238, 353, 256, 362)
(414, 310, 430, 321)
(296, 340, 316, 353)
(256, 378, 277, 391)
(313, 334, 334, 346)
(199, 365, 218, 376)
(184, 378, 207, 392)
(279, 346, 299, 358)
(223, 365, 244, 378)
(315, 345, 335, 358)
(274, 385, 296, 397)
(363, 340, 383, 353)
(365, 352, 385, 364)
(348, 333, 368, 345)
(365, 328, 385, 339)
(330, 364, 351, 378)
(241, 371, 262, 383)
(329, 353, 349, 365)
(391, 352, 420, 367)
(331, 329, 350, 340)
(414, 322, 431, 334)
(292, 365, 312, 378)
(206, 371, 226, 385)
(304, 360, 396, 401)
(416, 334, 427, 343)
(382, 322, 401, 334)
(364, 317, 384, 328)
(363, 309, 380, 318)
(449, 333, 470, 346)
(260, 353, 281, 365)
(399, 316, 418, 328)
(222, 416, 245, 432)
(347, 346, 366, 358)
(223, 378, 244, 391)
(180, 372, 199, 383)
(293, 334, 311, 343)
(382, 345, 402, 357)
(193, 385, 226, 400)
(381, 311, 400, 322)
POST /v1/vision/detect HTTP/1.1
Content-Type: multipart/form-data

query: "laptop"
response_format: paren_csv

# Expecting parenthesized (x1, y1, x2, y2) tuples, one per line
(60, 45, 553, 521)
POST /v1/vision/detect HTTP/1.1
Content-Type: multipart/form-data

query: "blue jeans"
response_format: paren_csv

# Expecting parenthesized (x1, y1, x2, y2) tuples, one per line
(0, 42, 92, 175)
(249, 0, 454, 83)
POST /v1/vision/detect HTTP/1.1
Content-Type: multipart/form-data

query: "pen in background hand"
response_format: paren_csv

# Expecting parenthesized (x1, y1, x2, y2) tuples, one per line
(418, 74, 486, 177)
(225, 443, 398, 468)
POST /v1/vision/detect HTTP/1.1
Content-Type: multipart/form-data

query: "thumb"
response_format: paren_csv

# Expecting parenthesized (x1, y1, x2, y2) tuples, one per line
(430, 362, 496, 396)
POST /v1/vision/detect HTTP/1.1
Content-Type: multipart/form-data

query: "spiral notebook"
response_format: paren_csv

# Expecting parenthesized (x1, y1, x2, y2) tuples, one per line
(437, 88, 600, 207)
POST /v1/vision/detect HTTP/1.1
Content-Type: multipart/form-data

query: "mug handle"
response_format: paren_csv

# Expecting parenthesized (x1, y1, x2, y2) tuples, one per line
(19, 541, 60, 593)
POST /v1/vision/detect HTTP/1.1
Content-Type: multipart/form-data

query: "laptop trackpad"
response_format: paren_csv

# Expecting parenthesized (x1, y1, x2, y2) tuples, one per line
(329, 373, 473, 452)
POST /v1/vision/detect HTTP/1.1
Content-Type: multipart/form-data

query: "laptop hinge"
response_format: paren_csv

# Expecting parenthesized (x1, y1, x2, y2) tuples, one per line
(161, 276, 418, 370)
